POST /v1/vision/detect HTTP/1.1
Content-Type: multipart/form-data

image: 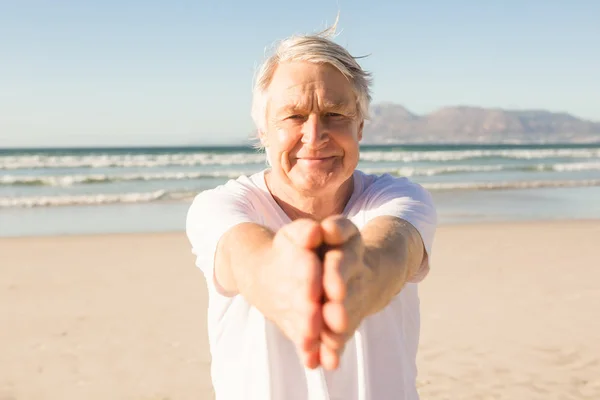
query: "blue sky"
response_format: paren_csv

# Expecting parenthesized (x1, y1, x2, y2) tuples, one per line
(1, 0, 599, 147)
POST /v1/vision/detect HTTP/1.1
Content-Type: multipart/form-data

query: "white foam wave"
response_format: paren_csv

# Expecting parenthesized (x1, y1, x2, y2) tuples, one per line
(422, 179, 600, 191)
(535, 161, 600, 172)
(0, 190, 202, 208)
(359, 148, 600, 162)
(3, 161, 600, 188)
(374, 161, 600, 176)
(0, 170, 254, 187)
(0, 190, 170, 208)
(0, 152, 267, 170)
(1, 165, 500, 186)
(2, 148, 599, 170)
(362, 164, 507, 177)
(3, 179, 600, 208)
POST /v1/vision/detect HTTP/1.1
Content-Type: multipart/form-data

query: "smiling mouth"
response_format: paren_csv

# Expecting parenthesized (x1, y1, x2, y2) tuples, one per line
(295, 157, 337, 167)
(297, 156, 336, 161)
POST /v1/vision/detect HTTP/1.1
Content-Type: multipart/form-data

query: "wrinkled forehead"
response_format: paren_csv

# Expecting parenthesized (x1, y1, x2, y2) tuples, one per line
(266, 62, 357, 112)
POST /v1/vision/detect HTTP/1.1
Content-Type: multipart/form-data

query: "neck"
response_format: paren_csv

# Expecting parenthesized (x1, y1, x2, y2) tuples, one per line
(264, 172, 354, 221)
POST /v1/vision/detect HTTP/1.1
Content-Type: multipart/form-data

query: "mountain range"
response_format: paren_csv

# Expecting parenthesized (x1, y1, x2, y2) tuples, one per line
(362, 103, 600, 144)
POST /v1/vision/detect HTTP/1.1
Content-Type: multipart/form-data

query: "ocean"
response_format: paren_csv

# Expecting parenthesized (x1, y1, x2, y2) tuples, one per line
(1, 143, 599, 237)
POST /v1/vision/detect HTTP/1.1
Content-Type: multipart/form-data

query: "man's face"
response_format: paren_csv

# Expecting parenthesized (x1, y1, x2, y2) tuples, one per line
(262, 61, 363, 195)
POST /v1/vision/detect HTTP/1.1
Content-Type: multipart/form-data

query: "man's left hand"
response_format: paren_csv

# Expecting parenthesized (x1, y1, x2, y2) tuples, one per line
(318, 215, 374, 371)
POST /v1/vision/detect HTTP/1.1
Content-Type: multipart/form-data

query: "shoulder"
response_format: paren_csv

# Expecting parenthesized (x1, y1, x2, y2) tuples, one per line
(186, 171, 269, 237)
(188, 172, 265, 213)
(353, 170, 434, 207)
(351, 170, 438, 262)
(185, 171, 268, 256)
(351, 169, 437, 239)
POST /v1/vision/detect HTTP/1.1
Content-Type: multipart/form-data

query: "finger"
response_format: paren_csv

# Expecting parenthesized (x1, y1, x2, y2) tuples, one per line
(296, 338, 320, 369)
(323, 243, 363, 302)
(281, 218, 323, 249)
(322, 300, 348, 334)
(320, 325, 347, 352)
(300, 347, 321, 370)
(299, 330, 320, 354)
(321, 216, 359, 246)
(305, 252, 324, 303)
(320, 342, 340, 370)
(322, 249, 346, 302)
(299, 301, 323, 349)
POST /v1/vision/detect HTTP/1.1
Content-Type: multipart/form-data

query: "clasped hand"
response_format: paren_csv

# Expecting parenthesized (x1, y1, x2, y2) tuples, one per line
(264, 215, 374, 371)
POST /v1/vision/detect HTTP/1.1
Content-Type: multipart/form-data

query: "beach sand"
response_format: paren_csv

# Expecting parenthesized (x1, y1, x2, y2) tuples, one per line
(1, 221, 599, 399)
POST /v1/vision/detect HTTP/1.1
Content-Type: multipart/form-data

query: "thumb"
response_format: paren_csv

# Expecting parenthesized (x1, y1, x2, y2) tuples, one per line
(321, 215, 359, 246)
(280, 218, 323, 249)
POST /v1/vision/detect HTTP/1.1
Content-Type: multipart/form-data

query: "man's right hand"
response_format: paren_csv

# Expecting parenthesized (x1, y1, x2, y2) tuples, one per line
(260, 219, 325, 369)
(219, 219, 326, 369)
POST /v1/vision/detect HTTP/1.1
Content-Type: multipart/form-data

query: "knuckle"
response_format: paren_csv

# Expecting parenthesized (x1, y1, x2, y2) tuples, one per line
(323, 332, 345, 350)
(274, 227, 293, 247)
(293, 218, 320, 233)
(282, 219, 322, 248)
(337, 217, 356, 232)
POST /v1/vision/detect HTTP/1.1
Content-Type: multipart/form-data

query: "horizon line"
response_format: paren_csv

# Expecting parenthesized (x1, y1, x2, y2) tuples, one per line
(2, 141, 600, 152)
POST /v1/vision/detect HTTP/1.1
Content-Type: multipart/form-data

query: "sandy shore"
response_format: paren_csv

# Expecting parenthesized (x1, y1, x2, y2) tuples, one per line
(1, 220, 599, 400)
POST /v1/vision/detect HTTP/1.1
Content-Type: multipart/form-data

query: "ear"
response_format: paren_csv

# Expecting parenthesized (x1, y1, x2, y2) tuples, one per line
(258, 130, 268, 147)
(357, 120, 364, 142)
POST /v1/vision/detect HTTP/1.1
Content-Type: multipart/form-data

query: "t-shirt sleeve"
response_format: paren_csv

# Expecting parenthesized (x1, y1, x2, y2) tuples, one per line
(185, 181, 257, 294)
(363, 175, 438, 283)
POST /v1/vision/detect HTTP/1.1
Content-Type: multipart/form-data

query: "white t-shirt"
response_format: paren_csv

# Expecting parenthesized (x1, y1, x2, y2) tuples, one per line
(186, 169, 437, 400)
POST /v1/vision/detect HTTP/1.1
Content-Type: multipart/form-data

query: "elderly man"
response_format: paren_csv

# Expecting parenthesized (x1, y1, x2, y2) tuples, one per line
(186, 26, 437, 400)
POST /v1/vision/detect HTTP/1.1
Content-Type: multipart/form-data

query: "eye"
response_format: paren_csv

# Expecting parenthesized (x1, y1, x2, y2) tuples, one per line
(286, 114, 304, 120)
(325, 112, 344, 118)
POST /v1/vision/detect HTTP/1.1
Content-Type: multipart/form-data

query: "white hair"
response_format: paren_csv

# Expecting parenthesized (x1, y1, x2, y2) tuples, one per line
(250, 20, 373, 149)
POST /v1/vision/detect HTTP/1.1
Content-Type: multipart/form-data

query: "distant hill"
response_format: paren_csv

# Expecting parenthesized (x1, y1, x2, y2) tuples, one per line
(363, 103, 600, 144)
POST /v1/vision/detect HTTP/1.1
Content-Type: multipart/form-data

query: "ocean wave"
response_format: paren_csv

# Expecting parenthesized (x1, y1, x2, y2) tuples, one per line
(2, 148, 599, 170)
(0, 190, 197, 208)
(0, 170, 254, 187)
(533, 161, 600, 172)
(3, 161, 600, 187)
(422, 179, 600, 191)
(359, 148, 600, 162)
(364, 161, 600, 176)
(362, 164, 506, 177)
(0, 152, 268, 170)
(3, 179, 600, 208)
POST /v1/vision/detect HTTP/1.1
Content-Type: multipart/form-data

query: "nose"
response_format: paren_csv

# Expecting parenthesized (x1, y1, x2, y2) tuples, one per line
(300, 114, 328, 148)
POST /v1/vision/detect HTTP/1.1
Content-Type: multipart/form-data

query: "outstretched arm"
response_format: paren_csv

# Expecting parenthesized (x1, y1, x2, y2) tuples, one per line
(212, 222, 275, 296)
(361, 215, 426, 316)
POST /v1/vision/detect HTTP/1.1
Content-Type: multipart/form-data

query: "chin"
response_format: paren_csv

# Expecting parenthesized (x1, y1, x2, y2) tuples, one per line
(291, 169, 348, 193)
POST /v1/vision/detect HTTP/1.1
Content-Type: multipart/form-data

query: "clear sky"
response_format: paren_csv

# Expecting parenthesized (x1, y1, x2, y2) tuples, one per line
(1, 0, 599, 147)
